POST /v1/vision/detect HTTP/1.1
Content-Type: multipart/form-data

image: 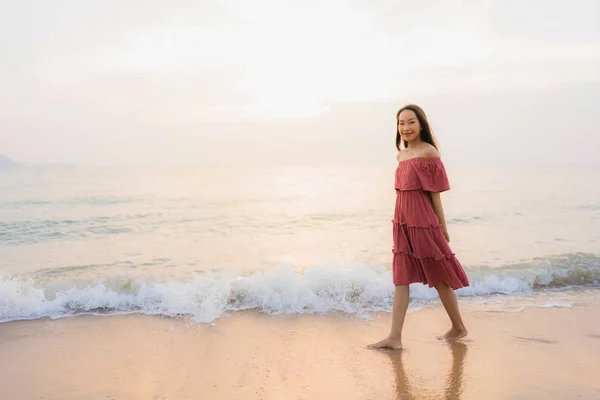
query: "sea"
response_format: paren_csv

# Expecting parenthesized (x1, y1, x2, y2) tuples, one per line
(1, 163, 599, 324)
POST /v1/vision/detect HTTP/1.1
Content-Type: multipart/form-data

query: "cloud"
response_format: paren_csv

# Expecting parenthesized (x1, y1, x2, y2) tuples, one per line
(0, 0, 598, 165)
(487, 0, 599, 40)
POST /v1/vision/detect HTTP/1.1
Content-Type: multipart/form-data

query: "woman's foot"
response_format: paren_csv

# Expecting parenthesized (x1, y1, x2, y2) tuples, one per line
(437, 326, 468, 342)
(368, 337, 404, 350)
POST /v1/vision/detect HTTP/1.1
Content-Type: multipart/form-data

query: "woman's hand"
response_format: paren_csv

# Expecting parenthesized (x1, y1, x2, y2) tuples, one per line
(430, 192, 449, 243)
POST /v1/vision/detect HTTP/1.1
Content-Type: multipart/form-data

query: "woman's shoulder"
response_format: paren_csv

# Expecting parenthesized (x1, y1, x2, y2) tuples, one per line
(396, 150, 410, 162)
(418, 144, 441, 160)
(396, 145, 441, 163)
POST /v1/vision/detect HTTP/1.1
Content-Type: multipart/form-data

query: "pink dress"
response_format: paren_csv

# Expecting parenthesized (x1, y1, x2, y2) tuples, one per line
(392, 157, 470, 289)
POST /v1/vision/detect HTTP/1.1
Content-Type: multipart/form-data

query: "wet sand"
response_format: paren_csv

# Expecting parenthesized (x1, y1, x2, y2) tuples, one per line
(1, 304, 599, 400)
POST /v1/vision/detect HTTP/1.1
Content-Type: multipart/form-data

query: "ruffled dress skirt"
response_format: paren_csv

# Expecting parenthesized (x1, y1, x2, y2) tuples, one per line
(392, 189, 469, 289)
(392, 157, 469, 289)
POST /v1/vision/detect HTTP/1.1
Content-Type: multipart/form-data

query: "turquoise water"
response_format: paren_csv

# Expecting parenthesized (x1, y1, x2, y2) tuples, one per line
(1, 164, 599, 322)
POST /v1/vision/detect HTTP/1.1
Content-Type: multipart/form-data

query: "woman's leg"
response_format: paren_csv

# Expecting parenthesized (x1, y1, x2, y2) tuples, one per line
(435, 284, 468, 341)
(368, 285, 410, 349)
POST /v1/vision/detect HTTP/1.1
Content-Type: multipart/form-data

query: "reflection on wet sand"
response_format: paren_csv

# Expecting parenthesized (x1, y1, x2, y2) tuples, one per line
(387, 343, 468, 400)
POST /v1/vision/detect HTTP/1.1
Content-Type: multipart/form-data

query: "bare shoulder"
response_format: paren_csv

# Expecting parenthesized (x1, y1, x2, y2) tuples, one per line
(397, 149, 411, 162)
(419, 144, 440, 159)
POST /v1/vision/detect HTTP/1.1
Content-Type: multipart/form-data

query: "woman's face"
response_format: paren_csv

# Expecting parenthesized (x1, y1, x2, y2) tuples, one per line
(397, 109, 421, 144)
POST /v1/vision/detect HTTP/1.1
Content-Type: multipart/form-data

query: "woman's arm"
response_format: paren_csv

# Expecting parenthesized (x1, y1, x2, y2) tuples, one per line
(430, 192, 450, 242)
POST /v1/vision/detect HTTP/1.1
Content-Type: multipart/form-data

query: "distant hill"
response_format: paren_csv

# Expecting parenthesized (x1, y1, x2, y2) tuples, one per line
(0, 154, 19, 167)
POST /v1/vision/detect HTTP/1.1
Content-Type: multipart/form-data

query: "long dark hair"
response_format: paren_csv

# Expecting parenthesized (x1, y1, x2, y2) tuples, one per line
(395, 104, 439, 151)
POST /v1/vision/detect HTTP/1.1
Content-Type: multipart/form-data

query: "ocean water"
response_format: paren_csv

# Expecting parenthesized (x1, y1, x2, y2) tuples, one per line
(1, 164, 599, 323)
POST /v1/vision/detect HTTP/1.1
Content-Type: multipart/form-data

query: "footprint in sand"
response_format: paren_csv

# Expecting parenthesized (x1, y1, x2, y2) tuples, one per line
(587, 334, 600, 339)
(513, 336, 557, 344)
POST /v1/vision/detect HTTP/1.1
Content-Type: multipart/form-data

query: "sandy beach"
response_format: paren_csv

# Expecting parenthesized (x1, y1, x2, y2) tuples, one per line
(1, 302, 599, 400)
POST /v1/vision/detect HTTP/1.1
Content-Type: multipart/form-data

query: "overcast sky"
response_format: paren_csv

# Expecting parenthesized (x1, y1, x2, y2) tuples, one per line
(1, 0, 599, 166)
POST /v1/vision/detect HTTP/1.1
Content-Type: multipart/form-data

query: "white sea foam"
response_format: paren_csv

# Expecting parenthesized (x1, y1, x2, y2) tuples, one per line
(2, 257, 598, 324)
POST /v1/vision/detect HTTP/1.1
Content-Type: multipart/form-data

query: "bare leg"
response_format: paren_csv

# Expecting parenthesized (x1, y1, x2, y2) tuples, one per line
(368, 285, 410, 350)
(435, 284, 468, 341)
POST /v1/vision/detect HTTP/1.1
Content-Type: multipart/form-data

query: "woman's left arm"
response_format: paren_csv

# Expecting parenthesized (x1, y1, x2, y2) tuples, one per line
(430, 192, 450, 242)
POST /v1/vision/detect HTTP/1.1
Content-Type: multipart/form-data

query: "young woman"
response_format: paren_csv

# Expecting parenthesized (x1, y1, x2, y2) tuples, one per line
(369, 104, 470, 350)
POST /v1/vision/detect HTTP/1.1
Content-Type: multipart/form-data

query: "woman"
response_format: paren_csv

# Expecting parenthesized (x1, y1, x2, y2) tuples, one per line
(369, 104, 469, 350)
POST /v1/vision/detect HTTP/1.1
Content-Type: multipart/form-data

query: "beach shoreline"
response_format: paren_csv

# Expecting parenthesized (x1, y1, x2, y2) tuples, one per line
(1, 302, 599, 400)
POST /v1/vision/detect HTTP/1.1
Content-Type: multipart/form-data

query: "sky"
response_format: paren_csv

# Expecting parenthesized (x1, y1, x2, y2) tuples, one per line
(1, 0, 599, 166)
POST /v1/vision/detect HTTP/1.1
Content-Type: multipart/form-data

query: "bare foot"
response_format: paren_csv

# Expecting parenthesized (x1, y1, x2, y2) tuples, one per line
(368, 337, 404, 350)
(436, 327, 468, 342)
